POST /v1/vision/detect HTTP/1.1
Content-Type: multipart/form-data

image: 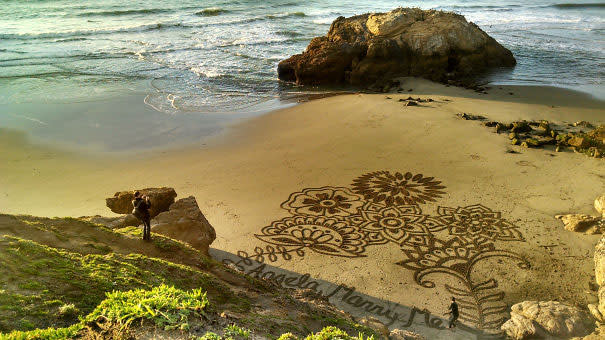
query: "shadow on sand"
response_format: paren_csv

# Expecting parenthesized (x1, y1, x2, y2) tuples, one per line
(210, 248, 506, 340)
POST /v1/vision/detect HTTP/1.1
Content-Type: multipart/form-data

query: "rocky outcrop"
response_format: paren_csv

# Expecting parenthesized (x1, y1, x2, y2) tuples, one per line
(277, 7, 515, 86)
(106, 187, 177, 218)
(500, 301, 591, 339)
(462, 117, 604, 158)
(151, 196, 216, 256)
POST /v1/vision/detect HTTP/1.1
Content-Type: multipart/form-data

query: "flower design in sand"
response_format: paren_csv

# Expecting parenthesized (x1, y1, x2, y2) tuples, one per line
(352, 171, 446, 206)
(437, 204, 524, 244)
(255, 216, 368, 257)
(281, 186, 364, 218)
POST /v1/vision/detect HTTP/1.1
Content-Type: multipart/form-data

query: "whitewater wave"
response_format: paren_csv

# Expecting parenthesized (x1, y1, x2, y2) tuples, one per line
(196, 8, 229, 16)
(552, 3, 605, 9)
(265, 12, 306, 19)
(75, 8, 172, 17)
(0, 22, 190, 41)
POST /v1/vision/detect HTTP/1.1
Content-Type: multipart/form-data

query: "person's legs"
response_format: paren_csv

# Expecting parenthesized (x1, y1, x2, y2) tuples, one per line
(144, 217, 151, 240)
(448, 314, 455, 328)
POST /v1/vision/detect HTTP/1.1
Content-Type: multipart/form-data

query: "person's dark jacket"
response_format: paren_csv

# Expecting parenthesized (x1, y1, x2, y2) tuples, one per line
(132, 197, 151, 218)
(450, 302, 459, 316)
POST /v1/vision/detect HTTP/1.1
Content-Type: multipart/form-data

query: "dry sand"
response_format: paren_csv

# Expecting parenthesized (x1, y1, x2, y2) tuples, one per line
(1, 78, 604, 336)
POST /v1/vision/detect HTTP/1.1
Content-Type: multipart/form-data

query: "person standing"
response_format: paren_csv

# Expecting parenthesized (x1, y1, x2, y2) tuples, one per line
(132, 191, 152, 241)
(447, 296, 459, 329)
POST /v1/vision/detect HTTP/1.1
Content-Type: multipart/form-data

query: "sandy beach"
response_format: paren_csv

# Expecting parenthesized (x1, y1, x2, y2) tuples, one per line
(1, 78, 604, 335)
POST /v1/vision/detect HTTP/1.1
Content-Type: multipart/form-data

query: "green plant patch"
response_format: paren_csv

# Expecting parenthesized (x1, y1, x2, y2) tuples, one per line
(84, 284, 208, 331)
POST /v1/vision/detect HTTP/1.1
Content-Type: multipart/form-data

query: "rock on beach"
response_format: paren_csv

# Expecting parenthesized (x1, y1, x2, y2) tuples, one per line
(277, 7, 515, 86)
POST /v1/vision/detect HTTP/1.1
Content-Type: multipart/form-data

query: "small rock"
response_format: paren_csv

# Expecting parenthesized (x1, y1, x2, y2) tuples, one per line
(511, 121, 532, 133)
(568, 136, 590, 148)
(595, 194, 605, 218)
(484, 121, 498, 127)
(588, 304, 603, 323)
(555, 214, 601, 233)
(600, 286, 605, 319)
(389, 328, 425, 340)
(385, 96, 392, 99)
(595, 236, 605, 286)
(408, 89, 413, 92)
(405, 101, 418, 106)
(511, 138, 519, 145)
(574, 121, 594, 128)
(524, 138, 541, 147)
(509, 132, 518, 140)
(358, 317, 389, 337)
(457, 113, 486, 121)
(496, 123, 510, 133)
(555, 145, 562, 152)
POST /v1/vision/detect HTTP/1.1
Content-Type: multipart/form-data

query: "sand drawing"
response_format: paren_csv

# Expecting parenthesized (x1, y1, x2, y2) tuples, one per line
(232, 171, 529, 330)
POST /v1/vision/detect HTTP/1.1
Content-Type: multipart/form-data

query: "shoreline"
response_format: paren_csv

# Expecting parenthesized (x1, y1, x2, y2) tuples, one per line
(2, 80, 603, 159)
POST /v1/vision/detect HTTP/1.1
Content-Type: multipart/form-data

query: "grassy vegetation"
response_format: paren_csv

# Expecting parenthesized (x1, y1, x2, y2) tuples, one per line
(2, 285, 209, 340)
(0, 236, 225, 333)
(303, 326, 375, 340)
(309, 314, 379, 340)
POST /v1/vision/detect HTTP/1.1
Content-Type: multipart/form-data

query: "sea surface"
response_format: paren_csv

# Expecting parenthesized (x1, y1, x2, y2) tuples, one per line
(0, 0, 604, 150)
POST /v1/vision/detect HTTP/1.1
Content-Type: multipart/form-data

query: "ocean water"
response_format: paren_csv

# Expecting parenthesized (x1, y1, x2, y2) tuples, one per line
(0, 0, 603, 150)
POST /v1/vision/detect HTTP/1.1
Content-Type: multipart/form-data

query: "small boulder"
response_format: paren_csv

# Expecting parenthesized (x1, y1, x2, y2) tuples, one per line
(555, 214, 601, 233)
(389, 328, 425, 340)
(501, 301, 591, 339)
(405, 101, 418, 106)
(151, 196, 216, 256)
(106, 187, 177, 218)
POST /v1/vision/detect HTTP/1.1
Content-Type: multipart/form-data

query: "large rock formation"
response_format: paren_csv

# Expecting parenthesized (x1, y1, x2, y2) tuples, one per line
(500, 301, 591, 339)
(277, 7, 515, 86)
(151, 196, 216, 256)
(106, 187, 177, 218)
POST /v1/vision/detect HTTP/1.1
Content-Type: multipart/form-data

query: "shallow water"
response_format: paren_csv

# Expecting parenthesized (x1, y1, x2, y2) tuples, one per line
(0, 1, 603, 150)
